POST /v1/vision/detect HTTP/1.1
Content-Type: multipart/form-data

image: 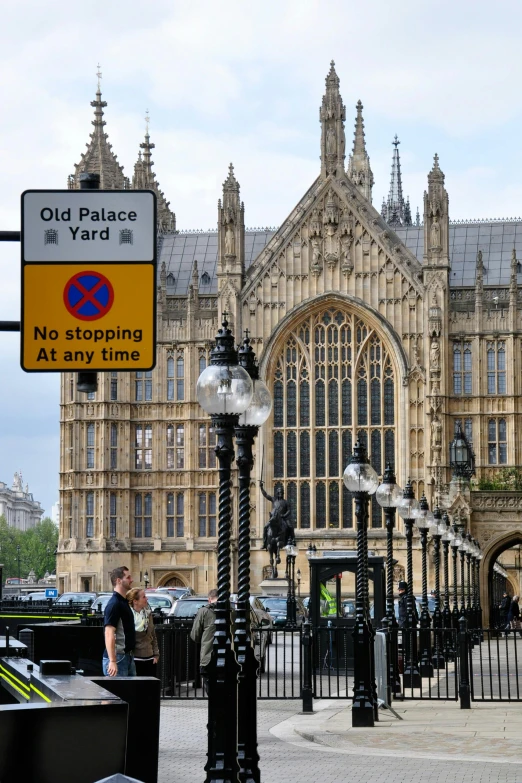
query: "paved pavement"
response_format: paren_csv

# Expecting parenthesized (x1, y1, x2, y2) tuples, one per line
(159, 698, 522, 783)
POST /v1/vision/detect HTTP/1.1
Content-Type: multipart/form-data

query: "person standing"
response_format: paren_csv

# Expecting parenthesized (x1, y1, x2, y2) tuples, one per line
(397, 581, 408, 628)
(190, 589, 218, 676)
(103, 566, 136, 677)
(507, 595, 520, 632)
(127, 587, 160, 676)
(499, 591, 511, 629)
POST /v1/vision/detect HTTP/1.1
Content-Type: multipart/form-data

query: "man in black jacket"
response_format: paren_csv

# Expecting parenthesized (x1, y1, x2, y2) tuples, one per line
(397, 581, 408, 628)
(500, 592, 511, 629)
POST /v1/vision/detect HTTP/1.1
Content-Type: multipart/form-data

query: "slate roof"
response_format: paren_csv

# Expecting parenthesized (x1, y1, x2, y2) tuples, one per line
(159, 221, 522, 296)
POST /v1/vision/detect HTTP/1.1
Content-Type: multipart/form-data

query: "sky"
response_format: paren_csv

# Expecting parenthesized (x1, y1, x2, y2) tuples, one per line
(2, 0, 522, 517)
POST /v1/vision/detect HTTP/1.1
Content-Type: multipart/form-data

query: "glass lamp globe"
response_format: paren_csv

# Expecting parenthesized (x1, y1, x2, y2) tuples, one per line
(285, 542, 298, 558)
(442, 526, 454, 542)
(376, 481, 403, 509)
(343, 461, 379, 494)
(238, 378, 272, 426)
(397, 495, 420, 520)
(196, 364, 253, 416)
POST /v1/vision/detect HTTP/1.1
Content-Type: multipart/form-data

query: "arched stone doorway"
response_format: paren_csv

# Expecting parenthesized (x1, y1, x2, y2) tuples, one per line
(157, 572, 189, 588)
(481, 530, 522, 626)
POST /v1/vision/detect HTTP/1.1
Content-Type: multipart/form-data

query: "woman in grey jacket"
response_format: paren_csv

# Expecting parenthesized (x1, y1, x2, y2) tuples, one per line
(127, 588, 160, 676)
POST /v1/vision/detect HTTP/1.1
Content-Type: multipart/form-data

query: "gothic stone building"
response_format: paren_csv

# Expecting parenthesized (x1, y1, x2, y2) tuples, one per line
(57, 64, 522, 615)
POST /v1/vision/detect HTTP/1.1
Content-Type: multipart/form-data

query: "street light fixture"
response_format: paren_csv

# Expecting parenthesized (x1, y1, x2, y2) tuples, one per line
(458, 530, 468, 621)
(430, 507, 445, 669)
(450, 523, 462, 627)
(234, 330, 272, 783)
(416, 495, 434, 678)
(285, 540, 298, 628)
(196, 315, 254, 783)
(397, 481, 421, 688)
(343, 440, 379, 727)
(449, 422, 475, 479)
(376, 463, 402, 697)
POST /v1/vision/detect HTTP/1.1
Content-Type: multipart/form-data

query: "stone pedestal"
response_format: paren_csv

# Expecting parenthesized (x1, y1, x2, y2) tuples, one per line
(258, 578, 288, 596)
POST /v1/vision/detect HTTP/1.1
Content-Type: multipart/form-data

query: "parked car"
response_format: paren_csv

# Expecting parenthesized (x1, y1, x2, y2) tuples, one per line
(54, 591, 97, 607)
(230, 594, 274, 652)
(90, 593, 113, 614)
(146, 592, 177, 617)
(155, 587, 195, 599)
(257, 595, 307, 627)
(169, 596, 209, 621)
(20, 591, 48, 602)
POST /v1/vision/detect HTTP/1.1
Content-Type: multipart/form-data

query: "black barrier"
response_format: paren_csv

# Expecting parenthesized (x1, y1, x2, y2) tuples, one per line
(0, 700, 127, 783)
(469, 628, 522, 702)
(90, 677, 160, 783)
(18, 622, 105, 675)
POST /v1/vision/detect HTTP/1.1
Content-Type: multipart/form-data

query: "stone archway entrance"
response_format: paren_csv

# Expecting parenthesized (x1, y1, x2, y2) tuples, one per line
(481, 530, 522, 626)
(157, 572, 188, 588)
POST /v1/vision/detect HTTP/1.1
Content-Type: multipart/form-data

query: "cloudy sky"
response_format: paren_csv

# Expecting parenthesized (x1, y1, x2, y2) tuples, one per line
(1, 0, 522, 517)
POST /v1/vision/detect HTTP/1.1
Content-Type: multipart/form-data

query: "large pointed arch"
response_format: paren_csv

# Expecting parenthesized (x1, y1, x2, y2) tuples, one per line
(257, 293, 409, 531)
(480, 529, 522, 626)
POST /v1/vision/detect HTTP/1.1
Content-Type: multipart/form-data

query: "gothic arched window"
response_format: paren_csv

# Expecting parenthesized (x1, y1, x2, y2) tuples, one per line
(270, 308, 396, 530)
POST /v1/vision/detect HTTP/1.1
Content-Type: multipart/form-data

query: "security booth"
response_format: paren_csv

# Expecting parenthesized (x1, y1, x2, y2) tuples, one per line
(308, 551, 386, 670)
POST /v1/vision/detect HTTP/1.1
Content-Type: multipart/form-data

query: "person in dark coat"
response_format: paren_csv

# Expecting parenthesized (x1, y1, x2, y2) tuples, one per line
(397, 581, 408, 629)
(507, 595, 520, 632)
(500, 592, 511, 628)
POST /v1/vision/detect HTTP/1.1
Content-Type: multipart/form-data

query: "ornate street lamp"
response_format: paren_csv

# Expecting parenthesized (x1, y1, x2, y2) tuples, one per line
(450, 523, 462, 627)
(234, 330, 272, 783)
(397, 481, 422, 688)
(449, 422, 475, 479)
(475, 540, 483, 632)
(416, 495, 434, 678)
(376, 463, 402, 697)
(441, 512, 455, 659)
(430, 507, 445, 669)
(285, 540, 298, 628)
(465, 533, 474, 640)
(297, 569, 302, 598)
(458, 530, 468, 621)
(343, 440, 379, 727)
(196, 315, 254, 783)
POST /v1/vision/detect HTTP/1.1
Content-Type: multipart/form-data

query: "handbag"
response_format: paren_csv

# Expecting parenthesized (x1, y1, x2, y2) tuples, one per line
(510, 618, 521, 630)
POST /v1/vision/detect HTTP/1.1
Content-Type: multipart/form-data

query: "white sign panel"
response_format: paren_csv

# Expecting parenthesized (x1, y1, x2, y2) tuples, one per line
(22, 190, 156, 262)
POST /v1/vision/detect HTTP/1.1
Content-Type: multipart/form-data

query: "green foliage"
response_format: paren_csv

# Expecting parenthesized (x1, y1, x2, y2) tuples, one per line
(0, 516, 58, 581)
(476, 468, 522, 492)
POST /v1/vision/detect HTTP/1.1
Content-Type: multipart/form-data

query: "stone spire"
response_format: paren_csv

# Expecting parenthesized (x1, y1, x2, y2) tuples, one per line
(347, 100, 374, 202)
(217, 163, 245, 324)
(132, 111, 176, 232)
(381, 135, 411, 227)
(320, 61, 346, 179)
(69, 68, 130, 190)
(423, 154, 449, 268)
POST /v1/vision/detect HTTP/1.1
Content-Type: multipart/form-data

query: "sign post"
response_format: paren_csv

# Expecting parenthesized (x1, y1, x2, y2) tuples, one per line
(21, 188, 157, 372)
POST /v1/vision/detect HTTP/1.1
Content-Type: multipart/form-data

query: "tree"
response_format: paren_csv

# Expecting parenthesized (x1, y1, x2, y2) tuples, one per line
(0, 516, 58, 582)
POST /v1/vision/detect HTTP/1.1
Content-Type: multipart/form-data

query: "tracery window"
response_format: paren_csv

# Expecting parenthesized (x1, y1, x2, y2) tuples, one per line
(270, 309, 396, 531)
(488, 418, 507, 465)
(167, 424, 184, 469)
(167, 354, 185, 401)
(134, 492, 152, 538)
(453, 342, 472, 395)
(135, 371, 152, 402)
(487, 341, 506, 395)
(167, 492, 184, 537)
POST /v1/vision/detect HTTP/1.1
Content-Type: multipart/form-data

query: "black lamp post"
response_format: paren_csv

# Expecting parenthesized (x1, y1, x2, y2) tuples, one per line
(458, 530, 467, 620)
(416, 495, 434, 678)
(450, 523, 462, 627)
(234, 331, 272, 783)
(197, 315, 254, 783)
(376, 463, 402, 697)
(285, 540, 298, 628)
(430, 507, 445, 669)
(465, 533, 474, 640)
(397, 481, 422, 689)
(16, 545, 21, 593)
(449, 422, 475, 479)
(343, 440, 379, 727)
(440, 513, 455, 660)
(475, 540, 483, 632)
(297, 569, 301, 598)
(144, 571, 149, 590)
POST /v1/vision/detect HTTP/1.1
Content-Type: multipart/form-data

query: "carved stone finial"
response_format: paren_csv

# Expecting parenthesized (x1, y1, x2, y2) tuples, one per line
(320, 61, 346, 178)
(347, 99, 374, 202)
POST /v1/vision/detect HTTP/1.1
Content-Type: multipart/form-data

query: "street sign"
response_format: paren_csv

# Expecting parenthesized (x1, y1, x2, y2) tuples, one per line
(22, 190, 155, 262)
(45, 588, 58, 599)
(21, 189, 157, 372)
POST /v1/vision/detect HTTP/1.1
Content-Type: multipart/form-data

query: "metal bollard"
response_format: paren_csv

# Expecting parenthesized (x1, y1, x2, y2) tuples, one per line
(301, 620, 314, 713)
(4, 626, 9, 658)
(458, 616, 471, 709)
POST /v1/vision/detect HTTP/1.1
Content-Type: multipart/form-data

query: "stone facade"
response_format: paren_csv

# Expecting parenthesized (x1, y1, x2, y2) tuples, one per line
(0, 473, 44, 531)
(57, 64, 522, 600)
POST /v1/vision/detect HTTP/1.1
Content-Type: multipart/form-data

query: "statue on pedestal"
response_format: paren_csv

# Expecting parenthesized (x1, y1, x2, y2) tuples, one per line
(260, 481, 294, 578)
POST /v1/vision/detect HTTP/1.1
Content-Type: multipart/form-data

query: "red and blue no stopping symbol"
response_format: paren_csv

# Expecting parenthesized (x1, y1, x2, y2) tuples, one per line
(63, 270, 114, 321)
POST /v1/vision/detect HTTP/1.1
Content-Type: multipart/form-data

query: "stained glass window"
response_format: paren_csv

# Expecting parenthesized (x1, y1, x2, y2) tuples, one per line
(288, 482, 297, 527)
(316, 432, 326, 477)
(287, 432, 297, 477)
(316, 482, 326, 528)
(270, 309, 396, 531)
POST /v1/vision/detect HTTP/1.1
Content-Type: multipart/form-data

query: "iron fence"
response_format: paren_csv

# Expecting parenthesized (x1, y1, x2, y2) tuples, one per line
(469, 628, 522, 701)
(399, 627, 459, 701)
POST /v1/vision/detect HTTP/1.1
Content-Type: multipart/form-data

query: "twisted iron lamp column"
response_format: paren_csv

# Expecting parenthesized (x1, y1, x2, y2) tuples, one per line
(401, 481, 421, 689)
(379, 464, 401, 696)
(431, 508, 444, 669)
(417, 496, 434, 678)
(459, 544, 467, 620)
(206, 413, 241, 783)
(441, 513, 454, 659)
(465, 541, 474, 641)
(451, 532, 460, 629)
(234, 423, 259, 783)
(352, 489, 375, 726)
